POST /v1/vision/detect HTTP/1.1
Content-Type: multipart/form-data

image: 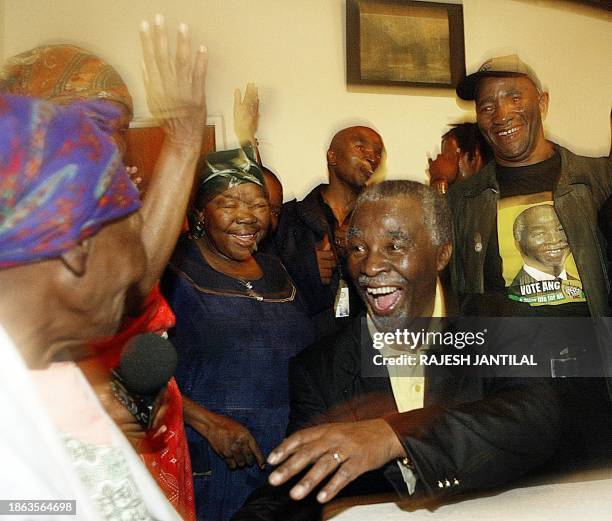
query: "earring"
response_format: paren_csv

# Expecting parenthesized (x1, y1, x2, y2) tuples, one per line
(188, 211, 206, 239)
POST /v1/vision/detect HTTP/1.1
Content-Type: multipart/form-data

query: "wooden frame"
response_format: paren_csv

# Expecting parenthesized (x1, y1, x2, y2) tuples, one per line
(124, 123, 216, 197)
(346, 0, 466, 89)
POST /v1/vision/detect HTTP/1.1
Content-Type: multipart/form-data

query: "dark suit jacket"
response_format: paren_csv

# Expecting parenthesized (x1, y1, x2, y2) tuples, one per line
(274, 186, 363, 339)
(232, 317, 561, 520)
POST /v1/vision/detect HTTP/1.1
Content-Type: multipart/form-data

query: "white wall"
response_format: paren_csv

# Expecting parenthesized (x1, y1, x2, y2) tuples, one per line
(0, 0, 4, 65)
(2, 0, 610, 200)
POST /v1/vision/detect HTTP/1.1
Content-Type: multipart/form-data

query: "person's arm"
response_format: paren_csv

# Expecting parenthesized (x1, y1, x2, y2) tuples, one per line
(135, 15, 208, 300)
(384, 378, 560, 498)
(78, 358, 169, 451)
(268, 419, 405, 503)
(264, 377, 559, 504)
(182, 395, 265, 470)
(234, 82, 260, 160)
(589, 154, 612, 203)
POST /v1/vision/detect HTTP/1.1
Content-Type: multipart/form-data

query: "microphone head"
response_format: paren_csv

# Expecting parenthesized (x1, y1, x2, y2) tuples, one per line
(115, 333, 177, 395)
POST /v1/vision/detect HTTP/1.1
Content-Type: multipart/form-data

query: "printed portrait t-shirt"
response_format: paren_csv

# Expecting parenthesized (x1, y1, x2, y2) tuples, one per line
(482, 152, 590, 317)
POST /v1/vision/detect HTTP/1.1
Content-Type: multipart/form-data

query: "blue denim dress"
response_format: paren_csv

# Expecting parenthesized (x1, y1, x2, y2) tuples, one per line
(162, 236, 315, 521)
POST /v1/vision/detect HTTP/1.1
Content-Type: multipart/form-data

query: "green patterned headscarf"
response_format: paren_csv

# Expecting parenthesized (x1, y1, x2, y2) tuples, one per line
(194, 144, 264, 209)
(189, 145, 265, 237)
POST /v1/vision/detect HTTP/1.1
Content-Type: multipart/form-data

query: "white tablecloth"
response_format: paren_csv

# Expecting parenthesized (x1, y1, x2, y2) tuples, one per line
(324, 473, 612, 521)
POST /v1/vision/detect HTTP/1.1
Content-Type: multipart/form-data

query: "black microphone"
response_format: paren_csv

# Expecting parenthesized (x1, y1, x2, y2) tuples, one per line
(110, 333, 177, 430)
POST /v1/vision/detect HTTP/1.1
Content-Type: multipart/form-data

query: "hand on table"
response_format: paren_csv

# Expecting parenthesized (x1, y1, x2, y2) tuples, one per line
(267, 419, 405, 503)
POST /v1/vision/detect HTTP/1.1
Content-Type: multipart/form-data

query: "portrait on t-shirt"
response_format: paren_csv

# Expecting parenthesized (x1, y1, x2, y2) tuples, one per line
(497, 193, 586, 306)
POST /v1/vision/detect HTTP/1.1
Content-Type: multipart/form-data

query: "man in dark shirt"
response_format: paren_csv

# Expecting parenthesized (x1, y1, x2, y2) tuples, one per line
(448, 54, 612, 319)
(275, 126, 384, 339)
(448, 54, 612, 471)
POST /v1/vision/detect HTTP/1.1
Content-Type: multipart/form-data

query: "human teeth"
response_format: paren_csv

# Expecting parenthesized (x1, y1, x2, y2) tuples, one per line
(498, 127, 519, 136)
(366, 286, 397, 295)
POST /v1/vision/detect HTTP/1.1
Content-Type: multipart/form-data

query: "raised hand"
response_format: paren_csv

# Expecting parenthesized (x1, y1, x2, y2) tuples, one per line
(134, 15, 209, 299)
(234, 82, 259, 146)
(267, 419, 405, 503)
(140, 14, 208, 146)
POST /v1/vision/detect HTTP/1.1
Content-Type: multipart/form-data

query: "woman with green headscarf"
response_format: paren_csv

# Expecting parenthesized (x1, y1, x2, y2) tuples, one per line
(162, 145, 314, 521)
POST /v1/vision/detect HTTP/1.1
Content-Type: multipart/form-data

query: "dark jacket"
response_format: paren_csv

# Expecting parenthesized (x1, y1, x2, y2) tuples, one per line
(274, 185, 362, 339)
(232, 317, 561, 520)
(447, 144, 612, 317)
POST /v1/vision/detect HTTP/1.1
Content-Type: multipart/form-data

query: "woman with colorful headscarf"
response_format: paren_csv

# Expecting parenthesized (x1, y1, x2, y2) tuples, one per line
(0, 92, 180, 521)
(0, 43, 134, 156)
(0, 16, 207, 520)
(162, 145, 315, 521)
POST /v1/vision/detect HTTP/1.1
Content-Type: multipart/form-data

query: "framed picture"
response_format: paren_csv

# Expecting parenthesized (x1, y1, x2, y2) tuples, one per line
(346, 0, 466, 88)
(124, 119, 217, 197)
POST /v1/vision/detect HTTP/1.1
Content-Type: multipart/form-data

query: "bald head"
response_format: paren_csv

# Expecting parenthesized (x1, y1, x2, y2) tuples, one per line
(329, 126, 380, 150)
(327, 126, 384, 189)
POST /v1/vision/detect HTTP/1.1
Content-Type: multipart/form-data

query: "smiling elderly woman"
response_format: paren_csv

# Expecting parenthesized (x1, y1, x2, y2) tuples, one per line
(161, 146, 314, 521)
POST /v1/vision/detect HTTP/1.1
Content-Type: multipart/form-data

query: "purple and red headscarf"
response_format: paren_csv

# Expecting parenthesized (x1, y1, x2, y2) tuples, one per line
(0, 94, 140, 268)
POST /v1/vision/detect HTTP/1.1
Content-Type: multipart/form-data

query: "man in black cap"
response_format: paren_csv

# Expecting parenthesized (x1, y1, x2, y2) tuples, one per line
(448, 54, 612, 471)
(449, 54, 612, 320)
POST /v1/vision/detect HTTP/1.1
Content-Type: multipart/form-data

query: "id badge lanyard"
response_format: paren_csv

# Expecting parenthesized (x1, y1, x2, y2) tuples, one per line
(329, 227, 350, 318)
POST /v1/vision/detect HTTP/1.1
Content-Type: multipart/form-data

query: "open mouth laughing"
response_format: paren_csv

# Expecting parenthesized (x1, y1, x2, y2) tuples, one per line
(230, 232, 258, 248)
(364, 285, 403, 315)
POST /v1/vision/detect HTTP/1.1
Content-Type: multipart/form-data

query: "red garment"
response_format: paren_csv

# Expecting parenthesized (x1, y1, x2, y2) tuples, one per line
(91, 285, 195, 521)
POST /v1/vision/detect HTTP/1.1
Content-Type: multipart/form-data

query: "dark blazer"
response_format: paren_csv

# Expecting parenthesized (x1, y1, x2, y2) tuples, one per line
(275, 186, 335, 315)
(447, 144, 612, 317)
(274, 186, 363, 339)
(232, 317, 561, 520)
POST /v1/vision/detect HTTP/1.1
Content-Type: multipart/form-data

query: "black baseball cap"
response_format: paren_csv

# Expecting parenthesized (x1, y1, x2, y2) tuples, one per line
(456, 54, 542, 101)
